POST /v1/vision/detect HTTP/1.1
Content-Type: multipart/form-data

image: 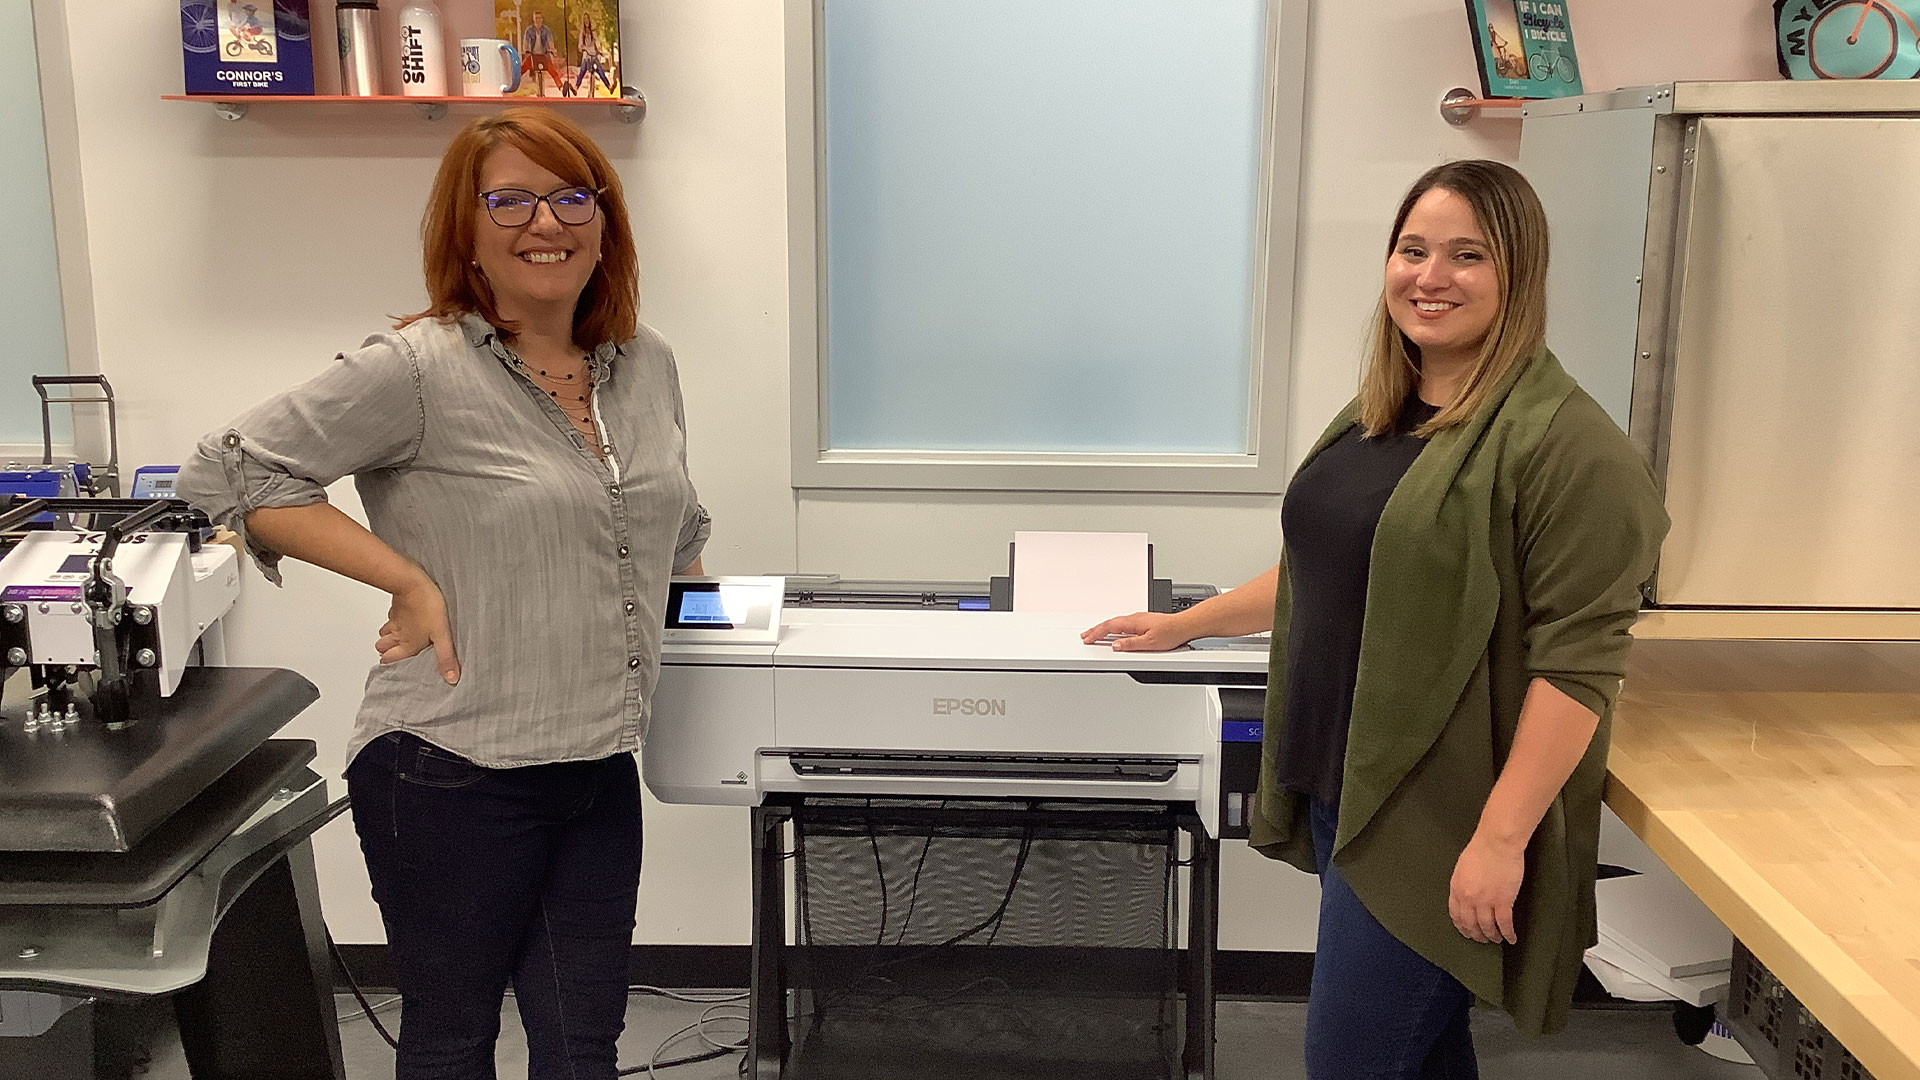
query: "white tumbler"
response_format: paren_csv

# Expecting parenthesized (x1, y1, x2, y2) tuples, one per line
(397, 0, 447, 96)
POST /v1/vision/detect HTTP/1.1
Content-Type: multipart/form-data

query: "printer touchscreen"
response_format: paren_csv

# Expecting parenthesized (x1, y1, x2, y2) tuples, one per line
(662, 576, 784, 644)
(670, 583, 740, 627)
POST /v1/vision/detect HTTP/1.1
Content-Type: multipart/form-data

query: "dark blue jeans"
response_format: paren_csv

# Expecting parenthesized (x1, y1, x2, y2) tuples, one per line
(1306, 798, 1478, 1080)
(347, 731, 642, 1080)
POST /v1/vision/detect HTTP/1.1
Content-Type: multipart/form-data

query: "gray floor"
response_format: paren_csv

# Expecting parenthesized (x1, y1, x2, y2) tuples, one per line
(132, 993, 1762, 1079)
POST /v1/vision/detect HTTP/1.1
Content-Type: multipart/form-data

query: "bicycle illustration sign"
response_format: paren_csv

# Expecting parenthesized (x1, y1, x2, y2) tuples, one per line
(1464, 0, 1584, 99)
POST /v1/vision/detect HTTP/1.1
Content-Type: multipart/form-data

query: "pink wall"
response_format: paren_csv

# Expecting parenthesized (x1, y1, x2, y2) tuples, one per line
(1572, 1, 1783, 91)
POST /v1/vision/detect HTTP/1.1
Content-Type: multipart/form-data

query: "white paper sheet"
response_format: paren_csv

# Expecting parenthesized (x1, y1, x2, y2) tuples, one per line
(1010, 531, 1149, 615)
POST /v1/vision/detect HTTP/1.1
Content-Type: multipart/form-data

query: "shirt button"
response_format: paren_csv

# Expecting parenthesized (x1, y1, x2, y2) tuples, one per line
(628, 657, 641, 670)
(601, 444, 613, 455)
(221, 432, 241, 448)
(624, 600, 635, 614)
(617, 545, 629, 558)
(609, 485, 621, 498)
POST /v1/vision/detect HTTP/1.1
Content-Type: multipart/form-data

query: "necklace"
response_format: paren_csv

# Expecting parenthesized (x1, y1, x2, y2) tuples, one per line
(524, 358, 600, 449)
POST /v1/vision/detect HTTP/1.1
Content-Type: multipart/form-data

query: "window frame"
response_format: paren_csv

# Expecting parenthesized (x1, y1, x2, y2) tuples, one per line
(784, 0, 1311, 494)
(3, 0, 99, 463)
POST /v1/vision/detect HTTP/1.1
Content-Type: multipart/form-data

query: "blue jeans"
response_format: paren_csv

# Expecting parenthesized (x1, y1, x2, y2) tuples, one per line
(347, 732, 642, 1080)
(1306, 798, 1478, 1080)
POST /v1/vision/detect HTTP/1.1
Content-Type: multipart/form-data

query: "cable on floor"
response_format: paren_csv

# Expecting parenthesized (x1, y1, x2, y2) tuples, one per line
(327, 931, 400, 1049)
(622, 1003, 750, 1077)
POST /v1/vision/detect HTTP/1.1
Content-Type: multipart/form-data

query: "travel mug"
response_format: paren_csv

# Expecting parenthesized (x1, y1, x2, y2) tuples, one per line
(337, 0, 382, 96)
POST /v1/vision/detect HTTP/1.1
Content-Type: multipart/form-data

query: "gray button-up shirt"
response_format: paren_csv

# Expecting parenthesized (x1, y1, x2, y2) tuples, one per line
(177, 313, 710, 769)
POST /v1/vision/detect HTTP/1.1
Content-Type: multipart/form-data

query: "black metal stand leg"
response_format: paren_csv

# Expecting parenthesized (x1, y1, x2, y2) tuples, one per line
(1183, 826, 1218, 1080)
(746, 804, 789, 1080)
(174, 840, 345, 1080)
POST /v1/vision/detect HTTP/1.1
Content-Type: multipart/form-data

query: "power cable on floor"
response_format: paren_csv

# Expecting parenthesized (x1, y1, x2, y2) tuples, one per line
(623, 1003, 749, 1077)
(327, 932, 399, 1050)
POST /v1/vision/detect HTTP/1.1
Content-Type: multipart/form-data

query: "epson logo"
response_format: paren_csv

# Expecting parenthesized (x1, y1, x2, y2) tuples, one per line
(932, 697, 1007, 716)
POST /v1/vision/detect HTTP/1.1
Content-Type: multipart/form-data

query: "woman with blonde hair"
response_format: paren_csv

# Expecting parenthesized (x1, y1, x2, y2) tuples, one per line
(1085, 159, 1667, 1078)
(179, 108, 709, 1079)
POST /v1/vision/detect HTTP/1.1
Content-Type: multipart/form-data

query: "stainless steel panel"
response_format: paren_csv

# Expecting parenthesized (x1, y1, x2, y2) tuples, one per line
(1634, 117, 1696, 483)
(1657, 117, 1920, 608)
(1520, 105, 1658, 430)
(1633, 608, 1920, 641)
(1523, 80, 1920, 119)
(1668, 79, 1920, 116)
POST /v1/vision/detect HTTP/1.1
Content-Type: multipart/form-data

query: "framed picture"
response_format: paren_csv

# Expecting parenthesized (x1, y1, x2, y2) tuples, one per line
(1462, 0, 1582, 99)
(493, 1, 622, 98)
(180, 0, 315, 95)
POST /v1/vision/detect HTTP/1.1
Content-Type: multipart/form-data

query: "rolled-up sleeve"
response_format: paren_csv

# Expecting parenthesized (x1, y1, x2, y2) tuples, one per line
(176, 334, 425, 585)
(673, 503, 711, 573)
(1516, 395, 1671, 718)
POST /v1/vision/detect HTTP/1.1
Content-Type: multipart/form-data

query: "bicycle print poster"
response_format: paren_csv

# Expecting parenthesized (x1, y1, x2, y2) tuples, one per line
(1463, 0, 1583, 98)
(494, 0, 624, 99)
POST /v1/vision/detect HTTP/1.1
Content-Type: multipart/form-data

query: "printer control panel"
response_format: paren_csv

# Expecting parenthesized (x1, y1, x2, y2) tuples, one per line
(662, 576, 785, 645)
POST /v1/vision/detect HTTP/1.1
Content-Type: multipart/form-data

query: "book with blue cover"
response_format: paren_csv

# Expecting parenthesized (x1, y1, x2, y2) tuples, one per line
(180, 0, 315, 95)
(1463, 0, 1583, 99)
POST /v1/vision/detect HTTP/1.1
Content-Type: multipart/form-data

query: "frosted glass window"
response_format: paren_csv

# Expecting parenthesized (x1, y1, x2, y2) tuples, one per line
(821, 0, 1268, 454)
(2, 0, 70, 448)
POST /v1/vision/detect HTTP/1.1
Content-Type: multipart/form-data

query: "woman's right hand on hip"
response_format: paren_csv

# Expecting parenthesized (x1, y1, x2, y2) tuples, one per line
(377, 576, 462, 685)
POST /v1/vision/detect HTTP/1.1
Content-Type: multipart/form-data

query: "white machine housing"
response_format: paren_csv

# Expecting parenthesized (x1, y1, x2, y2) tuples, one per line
(0, 531, 239, 696)
(644, 605, 1267, 837)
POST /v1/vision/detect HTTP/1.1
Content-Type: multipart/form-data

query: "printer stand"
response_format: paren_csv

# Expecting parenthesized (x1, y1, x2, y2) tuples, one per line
(745, 796, 1217, 1080)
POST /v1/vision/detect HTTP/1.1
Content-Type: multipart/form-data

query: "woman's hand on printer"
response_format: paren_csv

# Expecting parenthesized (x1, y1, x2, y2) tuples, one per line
(376, 573, 462, 686)
(1081, 611, 1197, 652)
(1082, 564, 1281, 651)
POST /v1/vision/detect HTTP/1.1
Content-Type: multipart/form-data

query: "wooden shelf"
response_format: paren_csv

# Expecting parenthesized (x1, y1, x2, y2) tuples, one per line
(162, 92, 645, 124)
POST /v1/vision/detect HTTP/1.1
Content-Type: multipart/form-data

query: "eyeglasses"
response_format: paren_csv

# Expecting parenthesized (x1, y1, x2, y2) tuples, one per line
(478, 185, 603, 228)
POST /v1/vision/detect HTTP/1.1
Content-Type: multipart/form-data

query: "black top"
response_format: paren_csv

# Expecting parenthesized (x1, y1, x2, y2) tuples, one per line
(1276, 396, 1441, 808)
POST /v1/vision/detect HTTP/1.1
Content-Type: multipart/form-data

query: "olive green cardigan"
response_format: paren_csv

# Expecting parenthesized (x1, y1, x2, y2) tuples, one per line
(1248, 348, 1669, 1036)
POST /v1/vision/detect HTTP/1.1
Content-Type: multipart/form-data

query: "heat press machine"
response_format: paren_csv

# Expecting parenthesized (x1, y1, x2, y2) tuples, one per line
(0, 495, 343, 1079)
(1, 497, 237, 733)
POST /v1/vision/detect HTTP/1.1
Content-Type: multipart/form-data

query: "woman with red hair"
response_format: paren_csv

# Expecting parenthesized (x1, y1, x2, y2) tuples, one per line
(179, 108, 709, 1079)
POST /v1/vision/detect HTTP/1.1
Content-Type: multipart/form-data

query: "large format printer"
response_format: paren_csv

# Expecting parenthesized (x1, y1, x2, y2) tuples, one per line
(643, 577, 1270, 836)
(642, 575, 1268, 1080)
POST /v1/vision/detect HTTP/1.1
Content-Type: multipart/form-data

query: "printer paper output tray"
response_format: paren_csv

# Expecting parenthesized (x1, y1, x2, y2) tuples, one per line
(783, 749, 1182, 784)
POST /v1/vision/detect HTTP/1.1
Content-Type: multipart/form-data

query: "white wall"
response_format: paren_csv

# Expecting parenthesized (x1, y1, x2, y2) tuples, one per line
(39, 1, 1779, 953)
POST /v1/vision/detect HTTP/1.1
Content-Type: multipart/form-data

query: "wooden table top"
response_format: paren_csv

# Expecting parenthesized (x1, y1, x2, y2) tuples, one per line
(1607, 638, 1920, 1080)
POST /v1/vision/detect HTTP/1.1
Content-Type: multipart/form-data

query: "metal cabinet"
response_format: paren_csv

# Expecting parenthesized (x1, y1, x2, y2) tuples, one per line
(1521, 82, 1920, 611)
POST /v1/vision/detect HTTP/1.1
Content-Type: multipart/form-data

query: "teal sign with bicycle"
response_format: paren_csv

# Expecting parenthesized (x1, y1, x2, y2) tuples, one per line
(1463, 0, 1583, 99)
(1777, 0, 1920, 79)
(180, 0, 315, 95)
